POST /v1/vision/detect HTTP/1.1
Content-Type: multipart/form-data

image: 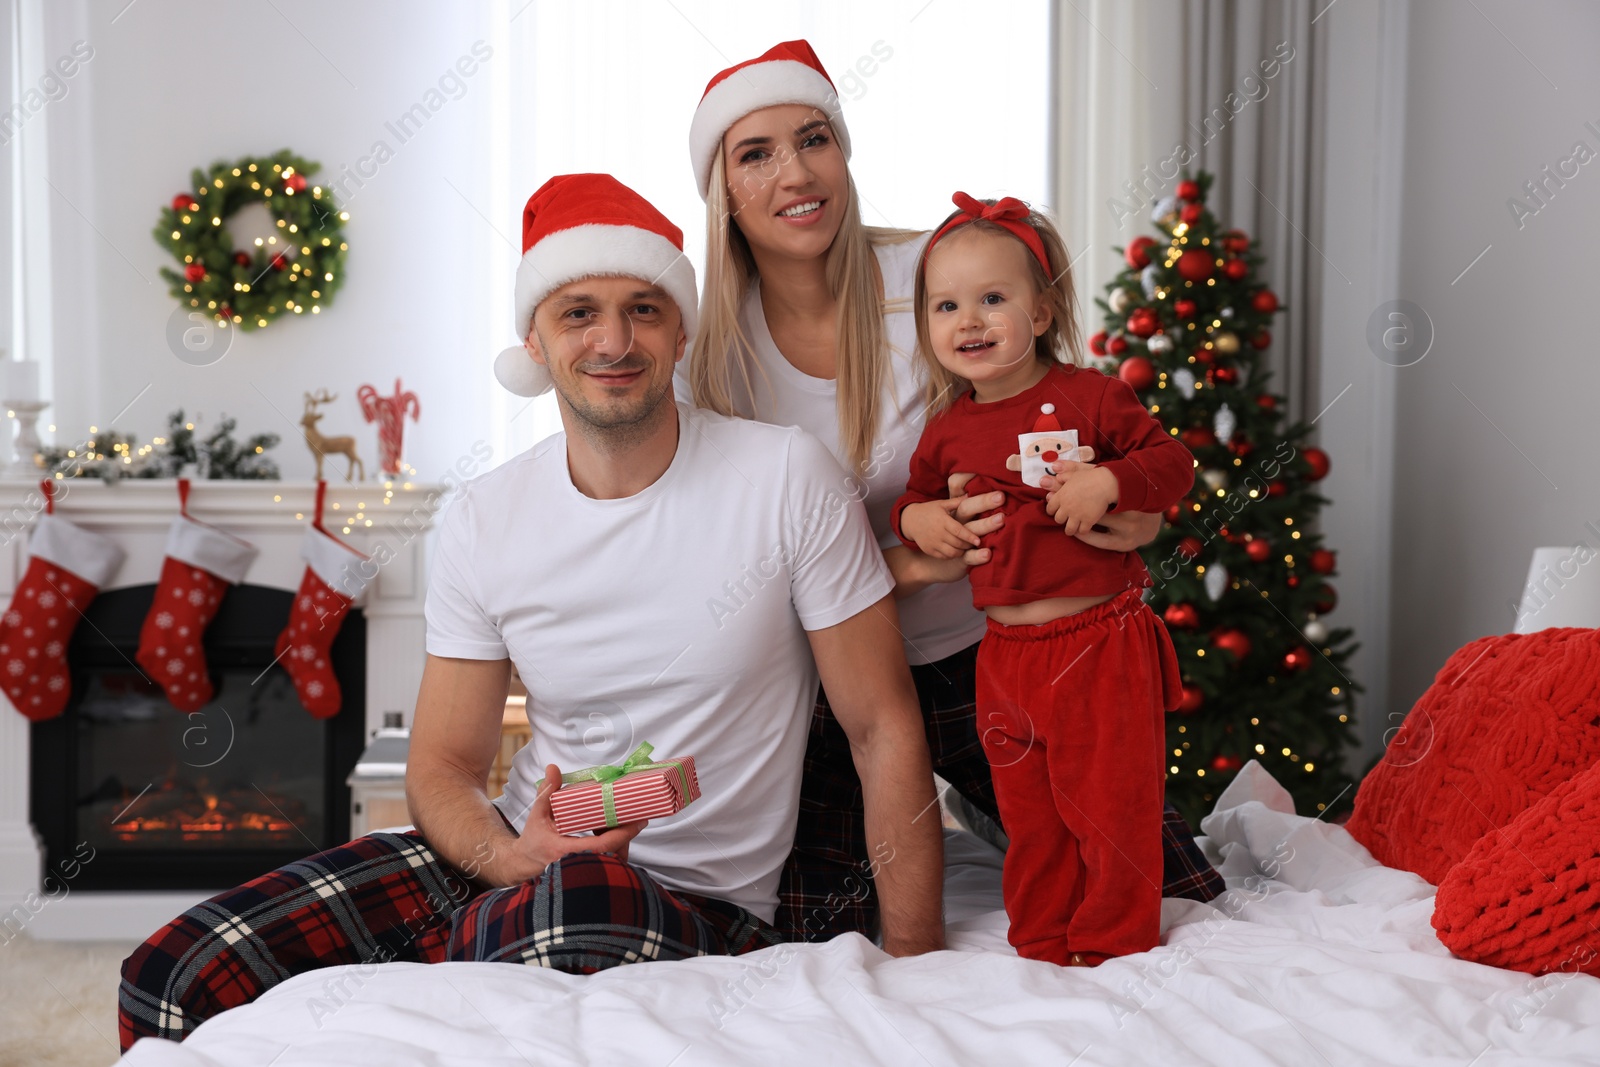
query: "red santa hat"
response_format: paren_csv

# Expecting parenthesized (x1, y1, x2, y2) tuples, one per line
(1031, 403, 1061, 434)
(494, 174, 699, 398)
(689, 39, 853, 201)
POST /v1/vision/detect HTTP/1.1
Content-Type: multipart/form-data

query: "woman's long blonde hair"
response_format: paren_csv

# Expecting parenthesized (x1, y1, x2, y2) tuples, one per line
(912, 203, 1084, 417)
(690, 150, 919, 474)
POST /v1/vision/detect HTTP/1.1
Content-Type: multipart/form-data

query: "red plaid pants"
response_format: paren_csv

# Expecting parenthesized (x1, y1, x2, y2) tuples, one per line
(118, 832, 779, 1049)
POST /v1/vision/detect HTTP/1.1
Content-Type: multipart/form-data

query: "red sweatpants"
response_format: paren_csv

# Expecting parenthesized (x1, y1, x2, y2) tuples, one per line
(976, 588, 1181, 964)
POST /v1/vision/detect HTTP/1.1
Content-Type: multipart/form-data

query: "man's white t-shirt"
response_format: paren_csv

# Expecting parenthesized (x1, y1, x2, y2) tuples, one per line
(424, 403, 893, 921)
(677, 232, 987, 666)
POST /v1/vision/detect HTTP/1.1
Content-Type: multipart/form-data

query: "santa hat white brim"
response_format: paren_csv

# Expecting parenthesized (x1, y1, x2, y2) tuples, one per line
(690, 59, 852, 200)
(497, 223, 699, 398)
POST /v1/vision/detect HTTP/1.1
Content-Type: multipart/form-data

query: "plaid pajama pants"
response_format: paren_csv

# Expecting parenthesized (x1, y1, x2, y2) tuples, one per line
(775, 639, 1224, 942)
(118, 832, 781, 1049)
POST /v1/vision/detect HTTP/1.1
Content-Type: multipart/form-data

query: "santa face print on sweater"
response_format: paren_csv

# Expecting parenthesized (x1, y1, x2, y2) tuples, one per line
(1005, 403, 1087, 489)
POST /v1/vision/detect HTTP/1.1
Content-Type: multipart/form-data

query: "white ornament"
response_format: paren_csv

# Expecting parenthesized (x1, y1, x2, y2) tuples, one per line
(1201, 468, 1228, 491)
(1140, 265, 1160, 299)
(1204, 564, 1229, 602)
(1148, 333, 1173, 355)
(1304, 618, 1329, 644)
(1220, 306, 1235, 319)
(1108, 288, 1133, 314)
(1151, 195, 1179, 223)
(1173, 368, 1197, 397)
(1213, 403, 1237, 445)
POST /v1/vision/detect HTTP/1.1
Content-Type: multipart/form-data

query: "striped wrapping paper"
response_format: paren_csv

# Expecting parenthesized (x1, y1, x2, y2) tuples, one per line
(549, 755, 700, 836)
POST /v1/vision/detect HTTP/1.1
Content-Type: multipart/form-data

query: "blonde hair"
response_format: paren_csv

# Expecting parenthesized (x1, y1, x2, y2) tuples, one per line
(912, 202, 1084, 416)
(690, 149, 920, 474)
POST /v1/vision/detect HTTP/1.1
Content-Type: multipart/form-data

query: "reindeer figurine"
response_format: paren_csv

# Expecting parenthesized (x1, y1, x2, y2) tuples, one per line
(300, 390, 366, 482)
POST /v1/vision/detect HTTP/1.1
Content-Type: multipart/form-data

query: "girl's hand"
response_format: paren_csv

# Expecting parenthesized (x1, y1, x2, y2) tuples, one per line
(1044, 465, 1120, 538)
(901, 500, 981, 559)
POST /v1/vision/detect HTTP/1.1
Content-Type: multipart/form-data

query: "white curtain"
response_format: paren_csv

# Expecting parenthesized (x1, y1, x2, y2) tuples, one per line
(1052, 0, 1328, 423)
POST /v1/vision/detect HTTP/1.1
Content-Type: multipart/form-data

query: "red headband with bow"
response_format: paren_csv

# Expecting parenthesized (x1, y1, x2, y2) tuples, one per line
(925, 192, 1052, 275)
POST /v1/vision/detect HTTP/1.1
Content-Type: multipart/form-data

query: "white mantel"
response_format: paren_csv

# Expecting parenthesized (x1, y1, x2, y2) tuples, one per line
(0, 477, 443, 936)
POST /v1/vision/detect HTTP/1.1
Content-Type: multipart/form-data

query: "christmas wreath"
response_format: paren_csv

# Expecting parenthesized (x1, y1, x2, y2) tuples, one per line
(154, 150, 349, 331)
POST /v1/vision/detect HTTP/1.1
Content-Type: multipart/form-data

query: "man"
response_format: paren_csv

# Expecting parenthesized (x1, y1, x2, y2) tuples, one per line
(118, 173, 944, 1050)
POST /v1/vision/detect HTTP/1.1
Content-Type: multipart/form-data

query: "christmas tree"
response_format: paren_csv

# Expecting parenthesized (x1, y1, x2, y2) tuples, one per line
(1089, 172, 1358, 825)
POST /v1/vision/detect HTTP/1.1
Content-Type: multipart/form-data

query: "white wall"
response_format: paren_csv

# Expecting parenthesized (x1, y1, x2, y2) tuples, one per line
(34, 0, 505, 486)
(1387, 0, 1600, 717)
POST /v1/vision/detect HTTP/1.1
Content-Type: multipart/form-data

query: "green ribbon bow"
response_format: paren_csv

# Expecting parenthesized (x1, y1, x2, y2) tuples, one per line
(541, 742, 696, 830)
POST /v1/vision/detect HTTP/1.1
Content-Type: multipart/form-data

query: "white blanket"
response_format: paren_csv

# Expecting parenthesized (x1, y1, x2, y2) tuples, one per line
(122, 762, 1600, 1066)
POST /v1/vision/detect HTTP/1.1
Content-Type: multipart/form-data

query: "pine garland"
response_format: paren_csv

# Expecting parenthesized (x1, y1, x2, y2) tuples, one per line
(40, 411, 281, 483)
(154, 150, 348, 331)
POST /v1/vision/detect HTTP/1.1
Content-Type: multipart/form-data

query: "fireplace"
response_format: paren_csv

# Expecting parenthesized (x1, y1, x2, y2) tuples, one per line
(29, 582, 366, 891)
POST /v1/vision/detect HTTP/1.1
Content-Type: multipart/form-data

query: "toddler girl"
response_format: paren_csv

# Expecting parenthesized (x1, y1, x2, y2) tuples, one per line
(892, 193, 1192, 965)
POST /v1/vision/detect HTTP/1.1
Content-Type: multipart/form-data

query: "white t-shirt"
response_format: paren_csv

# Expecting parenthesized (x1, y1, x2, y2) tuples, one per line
(424, 403, 893, 921)
(677, 233, 987, 666)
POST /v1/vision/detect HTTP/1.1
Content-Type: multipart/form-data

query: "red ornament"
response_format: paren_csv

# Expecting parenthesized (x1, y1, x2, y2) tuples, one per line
(1163, 603, 1200, 631)
(1180, 427, 1216, 449)
(1313, 584, 1338, 614)
(1176, 179, 1201, 201)
(1211, 754, 1243, 773)
(1287, 575, 1302, 588)
(1309, 549, 1337, 575)
(1221, 230, 1251, 255)
(1180, 202, 1203, 225)
(1118, 356, 1156, 391)
(284, 173, 308, 193)
(1125, 308, 1160, 338)
(1193, 349, 1215, 366)
(218, 304, 233, 319)
(1125, 236, 1157, 270)
(1229, 437, 1254, 458)
(1176, 683, 1204, 714)
(1302, 447, 1331, 481)
(1283, 647, 1314, 672)
(1089, 331, 1109, 355)
(1213, 628, 1252, 662)
(1223, 258, 1249, 281)
(171, 193, 198, 212)
(1252, 289, 1279, 314)
(1106, 335, 1129, 355)
(270, 253, 289, 271)
(1251, 330, 1272, 350)
(1244, 538, 1272, 563)
(1178, 536, 1204, 560)
(183, 263, 206, 283)
(1256, 394, 1278, 411)
(1164, 503, 1183, 524)
(1267, 480, 1288, 497)
(1211, 365, 1238, 385)
(233, 251, 252, 267)
(1176, 249, 1214, 282)
(1174, 299, 1198, 320)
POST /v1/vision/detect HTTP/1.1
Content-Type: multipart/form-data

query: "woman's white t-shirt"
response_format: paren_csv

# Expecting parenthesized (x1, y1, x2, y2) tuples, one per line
(681, 232, 986, 666)
(424, 404, 893, 920)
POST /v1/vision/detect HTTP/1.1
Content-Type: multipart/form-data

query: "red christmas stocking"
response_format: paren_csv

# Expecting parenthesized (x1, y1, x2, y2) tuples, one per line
(135, 479, 258, 713)
(275, 482, 370, 718)
(0, 481, 125, 721)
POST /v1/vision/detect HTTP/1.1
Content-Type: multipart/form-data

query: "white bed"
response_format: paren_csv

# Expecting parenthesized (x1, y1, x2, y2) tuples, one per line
(121, 762, 1600, 1066)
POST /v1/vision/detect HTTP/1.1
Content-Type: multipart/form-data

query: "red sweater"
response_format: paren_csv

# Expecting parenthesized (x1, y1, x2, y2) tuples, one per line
(892, 365, 1194, 607)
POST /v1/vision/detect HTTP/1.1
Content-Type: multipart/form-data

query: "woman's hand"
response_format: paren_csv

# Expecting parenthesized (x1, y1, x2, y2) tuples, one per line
(1040, 458, 1163, 551)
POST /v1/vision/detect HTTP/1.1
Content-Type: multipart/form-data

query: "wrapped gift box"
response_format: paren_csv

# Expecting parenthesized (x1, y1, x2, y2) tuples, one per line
(545, 744, 700, 836)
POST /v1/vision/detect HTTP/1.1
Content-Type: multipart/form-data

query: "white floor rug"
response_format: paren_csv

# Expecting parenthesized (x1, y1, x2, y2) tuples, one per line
(0, 934, 137, 1067)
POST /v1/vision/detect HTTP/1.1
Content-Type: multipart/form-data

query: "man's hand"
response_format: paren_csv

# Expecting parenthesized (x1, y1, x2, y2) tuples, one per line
(807, 596, 945, 957)
(1043, 462, 1120, 537)
(487, 763, 646, 882)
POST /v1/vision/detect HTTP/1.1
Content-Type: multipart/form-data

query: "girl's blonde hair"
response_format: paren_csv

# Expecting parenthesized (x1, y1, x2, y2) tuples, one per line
(690, 149, 920, 474)
(912, 201, 1084, 416)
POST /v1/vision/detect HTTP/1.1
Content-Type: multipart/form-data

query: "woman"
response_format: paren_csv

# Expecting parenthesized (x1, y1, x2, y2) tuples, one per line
(682, 40, 1223, 941)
